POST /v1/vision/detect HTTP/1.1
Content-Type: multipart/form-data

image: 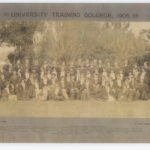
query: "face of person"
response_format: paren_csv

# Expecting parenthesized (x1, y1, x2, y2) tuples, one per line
(111, 71, 114, 74)
(25, 59, 29, 63)
(94, 76, 98, 81)
(43, 77, 47, 84)
(78, 58, 81, 64)
(61, 80, 65, 86)
(1, 74, 4, 80)
(142, 69, 145, 74)
(99, 59, 102, 64)
(62, 62, 65, 66)
(21, 80, 25, 86)
(115, 62, 118, 67)
(13, 71, 17, 76)
(144, 62, 148, 67)
(70, 61, 74, 67)
(17, 60, 20, 64)
(71, 76, 75, 81)
(18, 72, 21, 77)
(94, 59, 97, 64)
(32, 70, 36, 73)
(9, 68, 12, 73)
(107, 62, 110, 67)
(134, 64, 137, 68)
(77, 69, 80, 73)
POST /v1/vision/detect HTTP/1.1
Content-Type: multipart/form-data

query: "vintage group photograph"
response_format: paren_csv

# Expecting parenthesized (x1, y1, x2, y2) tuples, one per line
(0, 21, 149, 117)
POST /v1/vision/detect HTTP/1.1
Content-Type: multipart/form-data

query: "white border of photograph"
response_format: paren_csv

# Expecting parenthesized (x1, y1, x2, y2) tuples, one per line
(0, 0, 150, 150)
(0, 0, 149, 3)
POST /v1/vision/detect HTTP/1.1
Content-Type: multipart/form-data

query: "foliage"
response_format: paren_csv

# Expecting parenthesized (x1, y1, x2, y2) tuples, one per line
(0, 21, 149, 65)
(0, 21, 43, 63)
(37, 21, 149, 64)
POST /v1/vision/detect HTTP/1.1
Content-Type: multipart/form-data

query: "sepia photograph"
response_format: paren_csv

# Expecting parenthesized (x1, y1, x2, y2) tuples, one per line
(0, 21, 149, 118)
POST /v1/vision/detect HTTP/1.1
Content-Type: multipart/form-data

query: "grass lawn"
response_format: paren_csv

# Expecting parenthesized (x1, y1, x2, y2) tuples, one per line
(0, 99, 149, 118)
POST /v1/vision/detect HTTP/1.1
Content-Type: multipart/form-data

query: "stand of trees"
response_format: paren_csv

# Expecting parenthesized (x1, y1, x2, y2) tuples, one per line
(0, 21, 149, 66)
(0, 21, 43, 65)
(35, 21, 150, 66)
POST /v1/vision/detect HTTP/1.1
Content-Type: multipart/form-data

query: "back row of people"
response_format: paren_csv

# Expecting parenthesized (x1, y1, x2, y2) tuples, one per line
(0, 58, 149, 101)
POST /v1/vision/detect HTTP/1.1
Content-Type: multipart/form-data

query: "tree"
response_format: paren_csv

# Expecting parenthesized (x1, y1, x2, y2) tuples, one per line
(0, 21, 43, 64)
(0, 21, 149, 66)
(35, 21, 149, 66)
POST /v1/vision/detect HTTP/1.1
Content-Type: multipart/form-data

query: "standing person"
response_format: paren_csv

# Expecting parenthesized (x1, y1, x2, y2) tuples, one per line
(106, 59, 111, 71)
(139, 69, 149, 100)
(122, 78, 133, 101)
(32, 68, 39, 80)
(23, 58, 30, 71)
(39, 71, 44, 90)
(41, 77, 50, 100)
(70, 60, 75, 70)
(102, 69, 108, 87)
(16, 79, 26, 100)
(60, 78, 69, 100)
(89, 59, 94, 71)
(77, 58, 82, 68)
(40, 68, 45, 80)
(123, 59, 130, 77)
(110, 70, 116, 81)
(49, 76, 59, 100)
(47, 70, 52, 85)
(24, 69, 30, 82)
(91, 75, 101, 99)
(1, 82, 10, 100)
(4, 65, 12, 81)
(94, 69, 99, 77)
(78, 73, 85, 99)
(118, 70, 124, 81)
(81, 77, 91, 100)
(116, 73, 123, 100)
(0, 74, 6, 96)
(98, 59, 103, 73)
(114, 61, 119, 70)
(9, 82, 15, 96)
(76, 68, 81, 82)
(34, 78, 41, 100)
(66, 72, 71, 97)
(85, 58, 90, 68)
(10, 70, 18, 95)
(60, 66, 66, 78)
(107, 79, 116, 101)
(86, 70, 91, 80)
(17, 69, 22, 83)
(16, 60, 21, 70)
(43, 60, 48, 72)
(25, 74, 36, 100)
(52, 60, 57, 68)
(51, 68, 58, 81)
(70, 74, 80, 100)
(143, 61, 150, 87)
(93, 58, 98, 69)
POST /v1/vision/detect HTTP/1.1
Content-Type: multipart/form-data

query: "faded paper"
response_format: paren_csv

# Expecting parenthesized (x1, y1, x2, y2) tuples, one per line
(0, 3, 149, 142)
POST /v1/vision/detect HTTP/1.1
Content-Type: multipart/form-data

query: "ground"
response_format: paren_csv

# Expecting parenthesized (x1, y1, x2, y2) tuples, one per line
(0, 99, 150, 118)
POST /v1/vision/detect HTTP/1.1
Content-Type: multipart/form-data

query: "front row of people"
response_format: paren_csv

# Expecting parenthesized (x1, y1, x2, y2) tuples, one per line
(0, 69, 149, 101)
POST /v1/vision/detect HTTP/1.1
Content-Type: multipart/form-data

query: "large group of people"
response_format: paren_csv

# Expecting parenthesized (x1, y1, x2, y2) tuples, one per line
(0, 57, 150, 101)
